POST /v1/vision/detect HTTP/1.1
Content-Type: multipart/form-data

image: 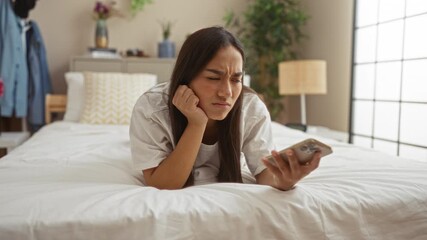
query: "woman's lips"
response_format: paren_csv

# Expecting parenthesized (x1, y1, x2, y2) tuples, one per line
(212, 102, 231, 108)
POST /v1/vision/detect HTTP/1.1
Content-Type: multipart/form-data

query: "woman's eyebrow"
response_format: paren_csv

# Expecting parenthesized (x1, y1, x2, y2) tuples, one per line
(205, 69, 243, 76)
(205, 69, 224, 75)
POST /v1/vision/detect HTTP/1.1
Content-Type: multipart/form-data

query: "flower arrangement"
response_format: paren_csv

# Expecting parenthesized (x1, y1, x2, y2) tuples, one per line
(93, 1, 120, 20)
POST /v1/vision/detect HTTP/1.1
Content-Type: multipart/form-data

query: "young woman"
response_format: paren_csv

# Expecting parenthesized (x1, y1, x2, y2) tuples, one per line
(130, 26, 321, 190)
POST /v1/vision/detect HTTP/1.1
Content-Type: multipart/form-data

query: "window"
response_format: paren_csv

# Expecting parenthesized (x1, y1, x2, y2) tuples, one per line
(350, 0, 427, 161)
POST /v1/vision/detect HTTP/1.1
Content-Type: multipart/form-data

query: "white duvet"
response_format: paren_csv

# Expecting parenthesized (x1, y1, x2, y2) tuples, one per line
(0, 122, 426, 240)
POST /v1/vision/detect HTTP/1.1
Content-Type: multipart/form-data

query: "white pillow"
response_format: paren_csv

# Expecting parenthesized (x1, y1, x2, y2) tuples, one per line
(64, 72, 85, 122)
(79, 72, 157, 125)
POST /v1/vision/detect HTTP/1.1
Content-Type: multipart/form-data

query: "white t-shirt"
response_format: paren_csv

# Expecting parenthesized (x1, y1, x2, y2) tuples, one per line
(129, 82, 275, 185)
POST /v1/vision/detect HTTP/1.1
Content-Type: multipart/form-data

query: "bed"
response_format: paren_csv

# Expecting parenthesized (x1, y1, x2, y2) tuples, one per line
(0, 72, 426, 240)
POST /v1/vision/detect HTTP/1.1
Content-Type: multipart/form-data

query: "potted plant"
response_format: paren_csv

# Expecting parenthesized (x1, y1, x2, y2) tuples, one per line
(158, 20, 175, 58)
(130, 0, 153, 15)
(160, 20, 173, 40)
(224, 0, 308, 120)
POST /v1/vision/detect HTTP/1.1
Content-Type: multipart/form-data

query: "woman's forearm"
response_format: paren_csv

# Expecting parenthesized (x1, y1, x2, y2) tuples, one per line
(256, 169, 292, 191)
(256, 169, 280, 189)
(144, 123, 206, 189)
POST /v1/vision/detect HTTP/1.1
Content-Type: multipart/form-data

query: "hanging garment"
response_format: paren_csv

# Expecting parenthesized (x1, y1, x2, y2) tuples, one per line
(27, 21, 52, 131)
(0, 0, 29, 117)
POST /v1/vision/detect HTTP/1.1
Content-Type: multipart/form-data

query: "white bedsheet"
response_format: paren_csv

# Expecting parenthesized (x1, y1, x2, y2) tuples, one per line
(0, 122, 426, 240)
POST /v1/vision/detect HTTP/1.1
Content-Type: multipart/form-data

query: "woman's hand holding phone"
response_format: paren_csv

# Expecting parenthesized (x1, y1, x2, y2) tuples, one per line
(266, 139, 332, 165)
(172, 85, 208, 126)
(261, 139, 332, 190)
(262, 149, 321, 190)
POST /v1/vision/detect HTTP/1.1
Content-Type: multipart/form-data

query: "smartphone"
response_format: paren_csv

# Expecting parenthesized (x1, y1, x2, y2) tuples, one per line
(266, 138, 333, 165)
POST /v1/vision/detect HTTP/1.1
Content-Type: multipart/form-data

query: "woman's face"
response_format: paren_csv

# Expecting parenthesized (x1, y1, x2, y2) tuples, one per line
(189, 46, 243, 121)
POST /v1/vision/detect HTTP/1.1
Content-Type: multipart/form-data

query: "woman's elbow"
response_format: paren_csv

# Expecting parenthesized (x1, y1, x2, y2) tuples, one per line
(143, 170, 184, 190)
(145, 179, 184, 190)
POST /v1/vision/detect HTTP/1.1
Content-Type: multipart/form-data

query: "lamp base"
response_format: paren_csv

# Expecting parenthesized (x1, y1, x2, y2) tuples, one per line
(285, 123, 307, 132)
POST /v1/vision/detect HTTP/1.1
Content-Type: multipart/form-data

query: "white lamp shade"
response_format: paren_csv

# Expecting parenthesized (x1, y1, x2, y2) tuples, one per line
(279, 60, 327, 95)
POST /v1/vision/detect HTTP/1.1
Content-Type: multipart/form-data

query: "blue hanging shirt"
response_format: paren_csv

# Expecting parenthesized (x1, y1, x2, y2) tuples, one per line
(27, 21, 52, 129)
(0, 0, 29, 117)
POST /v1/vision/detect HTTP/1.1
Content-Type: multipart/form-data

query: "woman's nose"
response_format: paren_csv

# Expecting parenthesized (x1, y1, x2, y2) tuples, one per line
(218, 78, 232, 98)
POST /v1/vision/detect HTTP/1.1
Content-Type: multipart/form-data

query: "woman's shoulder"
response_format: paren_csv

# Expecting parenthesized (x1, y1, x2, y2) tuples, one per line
(134, 82, 170, 118)
(242, 89, 269, 115)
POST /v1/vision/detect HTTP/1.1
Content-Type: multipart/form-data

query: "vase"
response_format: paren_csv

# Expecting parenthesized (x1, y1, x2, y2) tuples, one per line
(95, 19, 108, 48)
(158, 39, 175, 58)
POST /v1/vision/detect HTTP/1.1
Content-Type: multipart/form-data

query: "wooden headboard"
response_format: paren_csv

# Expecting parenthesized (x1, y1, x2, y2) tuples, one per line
(45, 94, 67, 124)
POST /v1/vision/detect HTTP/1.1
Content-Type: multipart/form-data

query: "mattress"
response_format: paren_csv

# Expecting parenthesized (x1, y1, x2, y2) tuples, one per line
(0, 121, 426, 240)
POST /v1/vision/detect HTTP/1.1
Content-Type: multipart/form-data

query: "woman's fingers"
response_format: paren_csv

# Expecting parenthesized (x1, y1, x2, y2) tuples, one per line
(173, 85, 196, 109)
(264, 148, 323, 190)
(187, 94, 199, 108)
(302, 152, 321, 173)
(285, 149, 300, 173)
(172, 85, 208, 126)
(272, 150, 288, 169)
(271, 149, 302, 178)
(174, 86, 189, 103)
(172, 85, 185, 106)
(182, 87, 195, 103)
(262, 157, 282, 176)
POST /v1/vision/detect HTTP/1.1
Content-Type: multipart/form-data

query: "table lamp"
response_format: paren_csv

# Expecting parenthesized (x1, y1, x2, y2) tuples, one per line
(278, 60, 327, 130)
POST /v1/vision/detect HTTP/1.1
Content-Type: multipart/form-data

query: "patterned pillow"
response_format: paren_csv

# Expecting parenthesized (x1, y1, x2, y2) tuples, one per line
(80, 72, 157, 125)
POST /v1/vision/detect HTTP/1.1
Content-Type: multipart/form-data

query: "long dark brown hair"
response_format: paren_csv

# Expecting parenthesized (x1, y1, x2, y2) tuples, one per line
(168, 26, 246, 186)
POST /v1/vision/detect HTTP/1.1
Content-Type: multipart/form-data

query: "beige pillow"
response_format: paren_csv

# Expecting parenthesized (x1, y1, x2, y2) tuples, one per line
(80, 72, 157, 125)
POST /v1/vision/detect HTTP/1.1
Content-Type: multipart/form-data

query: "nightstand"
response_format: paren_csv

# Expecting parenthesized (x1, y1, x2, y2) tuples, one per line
(0, 132, 30, 154)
